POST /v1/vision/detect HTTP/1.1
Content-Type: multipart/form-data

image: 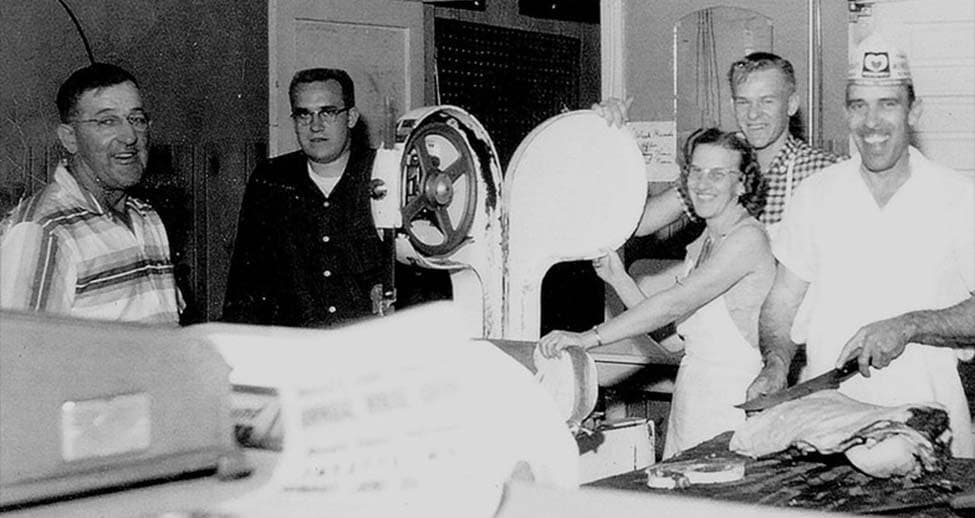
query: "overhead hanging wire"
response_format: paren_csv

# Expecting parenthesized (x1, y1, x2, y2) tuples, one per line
(56, 0, 95, 64)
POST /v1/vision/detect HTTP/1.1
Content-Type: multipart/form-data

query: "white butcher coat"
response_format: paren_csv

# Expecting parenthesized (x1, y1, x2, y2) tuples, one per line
(774, 148, 975, 457)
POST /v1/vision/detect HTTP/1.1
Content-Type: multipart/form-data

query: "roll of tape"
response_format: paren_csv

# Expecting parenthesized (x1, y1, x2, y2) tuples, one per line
(646, 458, 745, 489)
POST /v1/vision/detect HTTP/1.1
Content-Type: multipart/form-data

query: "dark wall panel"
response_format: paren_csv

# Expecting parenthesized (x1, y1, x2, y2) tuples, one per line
(435, 18, 580, 168)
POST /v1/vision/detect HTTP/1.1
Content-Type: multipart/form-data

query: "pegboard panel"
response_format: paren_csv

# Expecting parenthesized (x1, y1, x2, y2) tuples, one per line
(435, 18, 581, 169)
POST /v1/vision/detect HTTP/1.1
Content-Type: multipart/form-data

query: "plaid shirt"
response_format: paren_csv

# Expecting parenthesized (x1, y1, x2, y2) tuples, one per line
(678, 135, 842, 225)
(0, 164, 180, 324)
(759, 135, 842, 225)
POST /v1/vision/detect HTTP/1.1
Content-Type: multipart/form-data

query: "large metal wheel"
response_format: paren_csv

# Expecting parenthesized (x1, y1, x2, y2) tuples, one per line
(400, 120, 478, 257)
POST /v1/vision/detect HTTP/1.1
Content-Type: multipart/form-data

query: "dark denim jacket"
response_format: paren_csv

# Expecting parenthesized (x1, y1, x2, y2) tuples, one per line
(222, 146, 384, 327)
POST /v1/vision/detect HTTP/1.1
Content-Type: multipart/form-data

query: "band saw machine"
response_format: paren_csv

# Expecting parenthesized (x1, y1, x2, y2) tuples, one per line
(370, 105, 657, 480)
(370, 105, 648, 340)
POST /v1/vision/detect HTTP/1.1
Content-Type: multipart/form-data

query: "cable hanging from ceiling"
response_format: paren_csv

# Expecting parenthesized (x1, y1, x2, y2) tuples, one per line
(56, 0, 95, 65)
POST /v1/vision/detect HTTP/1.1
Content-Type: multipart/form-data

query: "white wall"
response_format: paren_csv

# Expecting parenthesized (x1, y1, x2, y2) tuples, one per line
(609, 0, 849, 154)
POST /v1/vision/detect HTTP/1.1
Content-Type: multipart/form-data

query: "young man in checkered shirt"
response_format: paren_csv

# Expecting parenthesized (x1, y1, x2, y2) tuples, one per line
(598, 52, 842, 240)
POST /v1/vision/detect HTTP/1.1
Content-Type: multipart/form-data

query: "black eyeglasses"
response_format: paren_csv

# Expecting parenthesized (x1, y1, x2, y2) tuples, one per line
(291, 106, 351, 126)
(73, 113, 151, 132)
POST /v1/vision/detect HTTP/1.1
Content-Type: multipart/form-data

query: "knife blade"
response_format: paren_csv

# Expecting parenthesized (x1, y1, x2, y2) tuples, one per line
(736, 357, 860, 412)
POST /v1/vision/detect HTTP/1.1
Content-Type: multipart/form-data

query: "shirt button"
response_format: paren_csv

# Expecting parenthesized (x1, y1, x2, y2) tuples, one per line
(328, 306, 336, 313)
(323, 270, 332, 278)
(323, 201, 330, 208)
(322, 235, 330, 243)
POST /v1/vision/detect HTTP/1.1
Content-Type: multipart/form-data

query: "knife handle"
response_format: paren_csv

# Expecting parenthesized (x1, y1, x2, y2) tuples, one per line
(837, 357, 860, 378)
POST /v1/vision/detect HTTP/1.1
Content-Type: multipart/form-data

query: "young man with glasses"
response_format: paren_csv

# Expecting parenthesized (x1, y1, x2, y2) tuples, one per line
(0, 63, 181, 324)
(222, 68, 388, 327)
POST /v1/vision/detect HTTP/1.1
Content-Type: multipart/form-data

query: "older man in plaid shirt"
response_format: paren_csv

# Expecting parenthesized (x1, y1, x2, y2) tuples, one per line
(599, 52, 842, 240)
(0, 64, 181, 325)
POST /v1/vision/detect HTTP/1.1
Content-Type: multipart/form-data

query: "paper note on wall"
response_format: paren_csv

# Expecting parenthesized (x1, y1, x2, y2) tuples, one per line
(206, 303, 578, 517)
(627, 121, 680, 182)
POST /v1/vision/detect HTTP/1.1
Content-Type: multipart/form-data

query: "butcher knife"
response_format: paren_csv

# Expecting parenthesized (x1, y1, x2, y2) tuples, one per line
(736, 358, 860, 412)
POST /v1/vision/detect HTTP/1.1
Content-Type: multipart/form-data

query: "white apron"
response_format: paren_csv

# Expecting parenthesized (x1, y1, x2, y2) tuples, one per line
(663, 294, 763, 459)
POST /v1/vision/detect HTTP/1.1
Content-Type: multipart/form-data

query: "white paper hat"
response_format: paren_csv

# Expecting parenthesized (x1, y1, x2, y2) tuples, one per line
(849, 32, 912, 85)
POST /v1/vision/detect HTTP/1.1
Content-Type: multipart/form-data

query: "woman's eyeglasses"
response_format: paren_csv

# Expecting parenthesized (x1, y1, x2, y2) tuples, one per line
(684, 165, 741, 184)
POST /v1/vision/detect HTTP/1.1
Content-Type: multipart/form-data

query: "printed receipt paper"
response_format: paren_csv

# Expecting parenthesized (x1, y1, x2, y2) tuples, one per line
(202, 302, 578, 517)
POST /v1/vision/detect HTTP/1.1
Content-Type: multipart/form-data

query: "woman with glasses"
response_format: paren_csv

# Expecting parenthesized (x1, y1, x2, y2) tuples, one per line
(538, 128, 773, 458)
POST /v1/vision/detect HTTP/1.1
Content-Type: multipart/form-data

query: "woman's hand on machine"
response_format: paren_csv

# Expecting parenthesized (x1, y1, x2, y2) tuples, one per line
(591, 97, 632, 128)
(537, 329, 598, 358)
(592, 249, 627, 284)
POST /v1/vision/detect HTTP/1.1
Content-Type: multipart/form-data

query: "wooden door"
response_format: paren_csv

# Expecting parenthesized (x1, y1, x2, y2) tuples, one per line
(268, 0, 427, 155)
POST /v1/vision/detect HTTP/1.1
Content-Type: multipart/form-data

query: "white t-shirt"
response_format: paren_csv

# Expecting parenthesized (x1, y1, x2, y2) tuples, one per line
(308, 169, 341, 197)
(773, 147, 975, 457)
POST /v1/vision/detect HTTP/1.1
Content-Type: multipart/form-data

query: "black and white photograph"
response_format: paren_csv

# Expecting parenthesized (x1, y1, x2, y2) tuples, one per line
(1, 0, 973, 516)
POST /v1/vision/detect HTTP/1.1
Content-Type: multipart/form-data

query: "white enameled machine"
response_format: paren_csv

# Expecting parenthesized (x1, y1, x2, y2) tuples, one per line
(370, 105, 648, 341)
(370, 106, 656, 481)
(370, 105, 505, 338)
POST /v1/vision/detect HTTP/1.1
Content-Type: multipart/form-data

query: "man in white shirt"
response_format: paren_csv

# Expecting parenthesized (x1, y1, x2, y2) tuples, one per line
(746, 34, 975, 457)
